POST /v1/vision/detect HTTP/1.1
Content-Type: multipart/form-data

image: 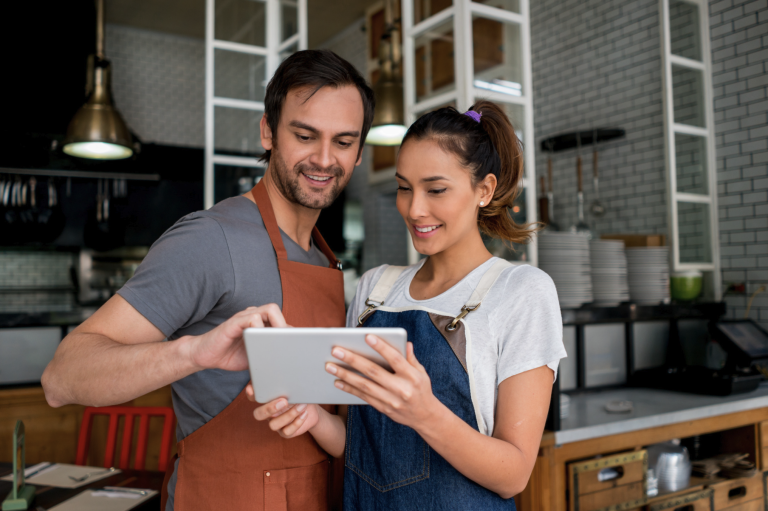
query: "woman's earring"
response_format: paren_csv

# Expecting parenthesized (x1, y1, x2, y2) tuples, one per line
(479, 201, 485, 206)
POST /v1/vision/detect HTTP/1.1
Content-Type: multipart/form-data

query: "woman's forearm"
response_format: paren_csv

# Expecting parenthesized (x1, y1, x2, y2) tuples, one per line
(309, 407, 347, 458)
(414, 401, 533, 499)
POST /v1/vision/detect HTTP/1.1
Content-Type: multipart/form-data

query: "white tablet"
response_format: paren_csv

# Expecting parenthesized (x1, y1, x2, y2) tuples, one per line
(244, 327, 408, 405)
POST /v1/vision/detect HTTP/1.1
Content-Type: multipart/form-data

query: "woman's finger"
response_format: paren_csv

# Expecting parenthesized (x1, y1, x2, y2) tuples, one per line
(326, 362, 396, 404)
(253, 398, 288, 421)
(406, 342, 425, 371)
(334, 380, 389, 413)
(268, 403, 307, 432)
(364, 335, 414, 375)
(279, 409, 308, 438)
(331, 346, 401, 391)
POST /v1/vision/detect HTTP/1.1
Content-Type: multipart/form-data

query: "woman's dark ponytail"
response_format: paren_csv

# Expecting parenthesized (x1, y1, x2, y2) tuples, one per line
(400, 100, 534, 245)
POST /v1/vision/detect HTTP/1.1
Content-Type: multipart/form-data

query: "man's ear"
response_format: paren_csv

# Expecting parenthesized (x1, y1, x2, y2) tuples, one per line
(260, 114, 273, 151)
(355, 143, 365, 167)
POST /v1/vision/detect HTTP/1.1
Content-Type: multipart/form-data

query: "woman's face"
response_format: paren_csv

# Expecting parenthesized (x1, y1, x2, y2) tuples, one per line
(395, 139, 494, 256)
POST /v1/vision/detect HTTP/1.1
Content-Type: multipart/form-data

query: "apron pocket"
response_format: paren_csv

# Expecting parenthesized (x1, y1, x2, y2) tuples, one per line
(263, 460, 329, 511)
(346, 406, 430, 492)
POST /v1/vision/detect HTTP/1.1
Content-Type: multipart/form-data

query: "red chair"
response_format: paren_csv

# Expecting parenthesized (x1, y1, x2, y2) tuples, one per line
(76, 406, 175, 472)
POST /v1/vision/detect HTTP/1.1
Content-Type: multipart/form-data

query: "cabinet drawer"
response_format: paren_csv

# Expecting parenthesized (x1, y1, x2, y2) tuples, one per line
(710, 473, 763, 510)
(760, 422, 768, 469)
(569, 450, 648, 511)
(715, 499, 763, 511)
(648, 489, 713, 511)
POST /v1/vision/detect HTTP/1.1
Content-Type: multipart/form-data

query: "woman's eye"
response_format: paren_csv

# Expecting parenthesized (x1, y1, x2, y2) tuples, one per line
(397, 186, 411, 192)
(429, 188, 447, 194)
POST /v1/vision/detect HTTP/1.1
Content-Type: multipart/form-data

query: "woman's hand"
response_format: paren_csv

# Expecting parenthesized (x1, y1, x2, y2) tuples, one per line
(325, 335, 442, 430)
(246, 383, 320, 438)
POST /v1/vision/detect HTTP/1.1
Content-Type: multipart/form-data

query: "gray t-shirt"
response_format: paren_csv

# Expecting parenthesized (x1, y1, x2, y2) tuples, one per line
(117, 195, 329, 510)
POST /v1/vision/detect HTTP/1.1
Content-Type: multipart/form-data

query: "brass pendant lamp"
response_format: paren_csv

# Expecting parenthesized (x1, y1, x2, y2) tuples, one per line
(63, 0, 134, 160)
(365, 0, 407, 146)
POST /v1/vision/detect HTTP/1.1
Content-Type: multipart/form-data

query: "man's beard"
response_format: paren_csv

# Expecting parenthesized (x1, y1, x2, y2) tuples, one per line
(269, 146, 347, 210)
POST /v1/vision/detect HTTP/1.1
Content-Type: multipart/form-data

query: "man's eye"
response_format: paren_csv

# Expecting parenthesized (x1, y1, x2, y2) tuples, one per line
(338, 141, 352, 147)
(297, 134, 311, 141)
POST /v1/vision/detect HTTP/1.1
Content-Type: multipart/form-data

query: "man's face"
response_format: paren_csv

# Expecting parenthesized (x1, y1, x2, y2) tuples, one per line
(261, 85, 365, 209)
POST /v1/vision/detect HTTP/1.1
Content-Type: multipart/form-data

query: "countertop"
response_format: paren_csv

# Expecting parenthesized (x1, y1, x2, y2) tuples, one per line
(0, 307, 98, 329)
(557, 382, 768, 445)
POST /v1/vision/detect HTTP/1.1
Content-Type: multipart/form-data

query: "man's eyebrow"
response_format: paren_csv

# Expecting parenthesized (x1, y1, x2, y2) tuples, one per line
(288, 121, 360, 139)
(288, 121, 319, 134)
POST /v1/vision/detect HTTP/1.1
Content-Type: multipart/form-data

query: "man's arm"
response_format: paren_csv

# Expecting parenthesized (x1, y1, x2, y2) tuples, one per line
(42, 295, 286, 408)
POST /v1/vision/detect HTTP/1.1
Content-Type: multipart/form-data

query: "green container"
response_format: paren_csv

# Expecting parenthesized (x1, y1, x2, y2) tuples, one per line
(670, 271, 702, 301)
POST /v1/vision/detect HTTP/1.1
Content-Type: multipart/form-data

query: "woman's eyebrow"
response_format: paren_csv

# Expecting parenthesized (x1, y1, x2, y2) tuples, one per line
(421, 176, 448, 183)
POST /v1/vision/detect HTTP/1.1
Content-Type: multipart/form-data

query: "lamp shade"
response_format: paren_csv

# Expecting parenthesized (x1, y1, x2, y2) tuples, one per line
(366, 33, 407, 147)
(63, 61, 133, 160)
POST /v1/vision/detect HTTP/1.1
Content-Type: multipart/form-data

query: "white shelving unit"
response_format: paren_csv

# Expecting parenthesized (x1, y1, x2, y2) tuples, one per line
(204, 0, 307, 209)
(659, 0, 722, 299)
(401, 0, 537, 266)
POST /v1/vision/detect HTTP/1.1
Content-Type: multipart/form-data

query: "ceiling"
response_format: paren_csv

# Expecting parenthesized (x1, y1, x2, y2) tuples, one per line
(105, 0, 377, 48)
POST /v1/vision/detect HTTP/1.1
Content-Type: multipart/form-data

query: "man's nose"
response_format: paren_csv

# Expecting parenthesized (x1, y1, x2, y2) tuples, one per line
(309, 139, 334, 170)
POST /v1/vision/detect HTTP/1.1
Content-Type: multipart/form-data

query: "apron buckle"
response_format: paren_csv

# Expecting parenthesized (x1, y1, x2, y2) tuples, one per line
(446, 303, 481, 331)
(358, 298, 381, 325)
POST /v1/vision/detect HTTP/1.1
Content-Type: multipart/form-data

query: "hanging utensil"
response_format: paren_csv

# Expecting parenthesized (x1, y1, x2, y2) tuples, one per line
(538, 176, 550, 225)
(546, 150, 560, 231)
(570, 133, 592, 238)
(590, 130, 606, 218)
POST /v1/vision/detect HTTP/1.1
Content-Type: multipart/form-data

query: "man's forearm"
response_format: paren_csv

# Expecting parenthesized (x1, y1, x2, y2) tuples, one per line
(42, 333, 199, 408)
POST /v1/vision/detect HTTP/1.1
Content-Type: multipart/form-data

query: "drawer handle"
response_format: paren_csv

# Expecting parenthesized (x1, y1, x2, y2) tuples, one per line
(728, 486, 747, 500)
(597, 466, 624, 482)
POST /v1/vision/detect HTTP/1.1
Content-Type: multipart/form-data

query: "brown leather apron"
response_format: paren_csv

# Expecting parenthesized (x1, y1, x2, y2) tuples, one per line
(161, 179, 346, 510)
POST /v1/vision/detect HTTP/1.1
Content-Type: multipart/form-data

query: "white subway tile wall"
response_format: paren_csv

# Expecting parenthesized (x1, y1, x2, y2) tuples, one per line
(710, 0, 768, 328)
(531, 0, 767, 329)
(0, 252, 76, 312)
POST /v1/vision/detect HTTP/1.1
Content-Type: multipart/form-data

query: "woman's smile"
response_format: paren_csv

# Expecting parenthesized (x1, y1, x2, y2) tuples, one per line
(412, 224, 443, 238)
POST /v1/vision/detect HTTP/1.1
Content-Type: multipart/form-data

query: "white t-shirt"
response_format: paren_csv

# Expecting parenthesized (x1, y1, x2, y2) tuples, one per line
(346, 257, 567, 436)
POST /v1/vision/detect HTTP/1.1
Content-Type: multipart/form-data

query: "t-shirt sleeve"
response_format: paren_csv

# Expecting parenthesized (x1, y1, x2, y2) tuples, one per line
(345, 265, 389, 328)
(117, 214, 235, 337)
(494, 265, 566, 384)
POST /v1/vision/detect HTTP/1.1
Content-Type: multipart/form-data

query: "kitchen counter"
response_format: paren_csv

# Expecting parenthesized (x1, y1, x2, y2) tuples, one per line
(0, 307, 98, 329)
(557, 383, 768, 444)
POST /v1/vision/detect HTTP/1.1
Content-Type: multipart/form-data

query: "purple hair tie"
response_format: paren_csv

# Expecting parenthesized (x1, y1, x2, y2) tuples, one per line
(464, 110, 482, 123)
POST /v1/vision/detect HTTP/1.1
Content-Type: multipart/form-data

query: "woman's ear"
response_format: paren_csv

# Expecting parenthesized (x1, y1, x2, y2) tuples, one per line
(479, 173, 497, 206)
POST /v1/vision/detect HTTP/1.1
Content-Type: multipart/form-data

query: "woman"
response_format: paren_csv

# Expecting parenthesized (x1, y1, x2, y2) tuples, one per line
(254, 101, 566, 509)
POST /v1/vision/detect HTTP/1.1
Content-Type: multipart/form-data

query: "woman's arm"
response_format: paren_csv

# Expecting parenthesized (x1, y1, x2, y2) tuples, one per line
(327, 336, 552, 499)
(247, 385, 348, 458)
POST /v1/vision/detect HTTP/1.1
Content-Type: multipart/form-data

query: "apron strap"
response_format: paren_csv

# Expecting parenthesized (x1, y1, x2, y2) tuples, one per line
(251, 179, 340, 270)
(357, 265, 406, 325)
(446, 259, 515, 332)
(251, 179, 288, 262)
(465, 259, 516, 308)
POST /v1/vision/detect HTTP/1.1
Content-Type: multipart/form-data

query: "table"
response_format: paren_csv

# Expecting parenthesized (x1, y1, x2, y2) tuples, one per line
(0, 463, 164, 510)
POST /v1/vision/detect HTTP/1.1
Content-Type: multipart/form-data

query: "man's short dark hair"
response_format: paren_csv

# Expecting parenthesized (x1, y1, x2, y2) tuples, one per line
(260, 49, 375, 163)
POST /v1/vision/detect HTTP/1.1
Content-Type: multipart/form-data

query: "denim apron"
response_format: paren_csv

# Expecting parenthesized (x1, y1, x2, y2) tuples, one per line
(344, 259, 517, 511)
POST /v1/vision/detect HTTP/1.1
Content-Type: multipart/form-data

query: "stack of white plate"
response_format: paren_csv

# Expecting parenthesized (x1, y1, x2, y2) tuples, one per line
(590, 240, 630, 306)
(539, 232, 593, 308)
(626, 247, 671, 305)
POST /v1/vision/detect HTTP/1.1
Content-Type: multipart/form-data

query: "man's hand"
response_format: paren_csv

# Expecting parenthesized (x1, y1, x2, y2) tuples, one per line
(186, 304, 288, 372)
(246, 384, 321, 438)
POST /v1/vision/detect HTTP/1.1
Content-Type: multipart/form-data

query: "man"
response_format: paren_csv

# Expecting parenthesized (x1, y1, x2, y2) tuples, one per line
(41, 49, 375, 511)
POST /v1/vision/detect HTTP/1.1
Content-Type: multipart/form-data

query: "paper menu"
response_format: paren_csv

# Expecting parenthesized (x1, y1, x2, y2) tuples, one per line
(0, 464, 121, 488)
(48, 489, 158, 511)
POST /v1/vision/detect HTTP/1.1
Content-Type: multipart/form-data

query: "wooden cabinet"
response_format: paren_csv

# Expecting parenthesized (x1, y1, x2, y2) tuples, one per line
(759, 421, 768, 470)
(568, 450, 648, 511)
(647, 489, 714, 511)
(710, 474, 763, 510)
